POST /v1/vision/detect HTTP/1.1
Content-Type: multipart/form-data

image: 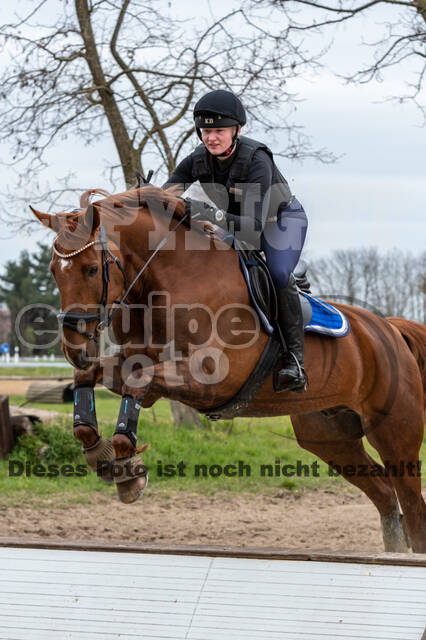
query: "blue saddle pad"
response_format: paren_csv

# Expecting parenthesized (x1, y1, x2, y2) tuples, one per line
(300, 292, 350, 337)
(237, 249, 350, 338)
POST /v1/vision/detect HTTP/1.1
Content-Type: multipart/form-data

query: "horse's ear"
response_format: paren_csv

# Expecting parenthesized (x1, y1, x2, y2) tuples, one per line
(79, 189, 111, 208)
(84, 203, 100, 235)
(29, 206, 58, 231)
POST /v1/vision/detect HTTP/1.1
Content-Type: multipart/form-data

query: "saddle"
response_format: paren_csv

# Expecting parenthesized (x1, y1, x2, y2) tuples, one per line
(199, 248, 309, 420)
(198, 245, 350, 421)
(238, 245, 312, 327)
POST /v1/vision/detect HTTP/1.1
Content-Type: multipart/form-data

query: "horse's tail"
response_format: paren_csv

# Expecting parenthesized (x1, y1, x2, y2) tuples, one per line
(387, 317, 426, 411)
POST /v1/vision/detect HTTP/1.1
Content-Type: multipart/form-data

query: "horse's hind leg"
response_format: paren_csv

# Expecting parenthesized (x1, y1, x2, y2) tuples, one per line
(363, 407, 426, 554)
(291, 411, 410, 552)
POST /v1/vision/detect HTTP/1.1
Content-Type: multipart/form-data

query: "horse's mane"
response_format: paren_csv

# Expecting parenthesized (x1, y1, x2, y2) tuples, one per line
(53, 185, 186, 251)
(93, 185, 186, 226)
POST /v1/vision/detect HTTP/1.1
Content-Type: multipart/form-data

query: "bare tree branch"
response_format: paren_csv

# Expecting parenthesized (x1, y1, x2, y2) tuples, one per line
(0, 0, 335, 229)
(252, 0, 426, 114)
(310, 247, 425, 322)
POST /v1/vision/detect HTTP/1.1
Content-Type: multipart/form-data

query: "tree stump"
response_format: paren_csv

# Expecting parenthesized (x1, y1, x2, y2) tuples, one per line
(26, 381, 73, 404)
(10, 415, 34, 437)
(0, 395, 15, 459)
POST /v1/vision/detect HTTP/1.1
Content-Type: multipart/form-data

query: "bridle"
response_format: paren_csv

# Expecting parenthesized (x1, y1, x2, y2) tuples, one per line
(54, 211, 190, 344)
(54, 223, 128, 343)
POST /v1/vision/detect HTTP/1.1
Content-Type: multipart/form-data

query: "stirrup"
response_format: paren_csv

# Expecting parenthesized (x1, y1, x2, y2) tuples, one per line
(289, 351, 304, 378)
(274, 370, 307, 393)
(274, 352, 307, 393)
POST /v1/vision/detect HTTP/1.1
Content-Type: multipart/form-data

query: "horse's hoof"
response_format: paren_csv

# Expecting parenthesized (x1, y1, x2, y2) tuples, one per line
(83, 437, 115, 483)
(116, 473, 149, 504)
(113, 455, 148, 504)
(381, 504, 411, 552)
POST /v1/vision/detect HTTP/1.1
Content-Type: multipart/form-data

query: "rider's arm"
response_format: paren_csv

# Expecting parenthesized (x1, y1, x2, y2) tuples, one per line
(162, 155, 194, 191)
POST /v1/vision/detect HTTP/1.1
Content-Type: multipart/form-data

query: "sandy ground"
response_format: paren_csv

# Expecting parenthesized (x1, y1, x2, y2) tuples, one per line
(0, 488, 400, 552)
(0, 379, 73, 396)
(1, 402, 422, 552)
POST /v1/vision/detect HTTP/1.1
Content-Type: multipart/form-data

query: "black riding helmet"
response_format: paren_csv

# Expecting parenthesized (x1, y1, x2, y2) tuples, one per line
(193, 90, 246, 154)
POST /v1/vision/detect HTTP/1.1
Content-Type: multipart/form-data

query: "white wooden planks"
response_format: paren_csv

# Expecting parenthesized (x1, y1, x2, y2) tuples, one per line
(0, 545, 425, 640)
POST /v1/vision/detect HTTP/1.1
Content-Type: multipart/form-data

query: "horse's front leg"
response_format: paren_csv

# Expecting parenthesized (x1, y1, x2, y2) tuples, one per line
(73, 354, 125, 483)
(110, 356, 213, 503)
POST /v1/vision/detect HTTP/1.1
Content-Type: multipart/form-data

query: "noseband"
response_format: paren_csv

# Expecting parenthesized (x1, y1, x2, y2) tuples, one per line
(54, 224, 127, 343)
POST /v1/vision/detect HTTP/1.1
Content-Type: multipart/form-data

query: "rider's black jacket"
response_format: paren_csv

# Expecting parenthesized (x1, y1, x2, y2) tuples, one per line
(163, 136, 292, 245)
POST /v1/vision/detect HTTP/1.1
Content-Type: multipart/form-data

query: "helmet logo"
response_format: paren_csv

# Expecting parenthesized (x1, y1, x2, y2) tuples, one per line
(204, 117, 214, 124)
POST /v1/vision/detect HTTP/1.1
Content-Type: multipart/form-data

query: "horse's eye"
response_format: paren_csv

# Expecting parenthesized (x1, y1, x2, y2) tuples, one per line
(88, 265, 98, 277)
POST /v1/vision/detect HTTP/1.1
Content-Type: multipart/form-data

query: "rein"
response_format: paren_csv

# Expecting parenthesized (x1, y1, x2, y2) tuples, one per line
(55, 211, 190, 343)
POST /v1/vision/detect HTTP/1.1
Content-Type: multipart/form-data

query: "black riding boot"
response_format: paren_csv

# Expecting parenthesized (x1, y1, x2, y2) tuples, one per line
(274, 274, 307, 393)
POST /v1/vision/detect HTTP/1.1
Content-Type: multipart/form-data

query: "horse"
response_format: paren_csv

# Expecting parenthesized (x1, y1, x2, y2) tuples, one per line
(30, 185, 426, 553)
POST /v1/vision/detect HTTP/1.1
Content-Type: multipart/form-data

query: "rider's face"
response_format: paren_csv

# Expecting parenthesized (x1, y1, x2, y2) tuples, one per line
(201, 127, 235, 155)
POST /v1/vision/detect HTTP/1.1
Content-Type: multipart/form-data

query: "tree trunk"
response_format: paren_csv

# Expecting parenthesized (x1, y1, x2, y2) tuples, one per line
(414, 1, 426, 23)
(170, 400, 203, 428)
(75, 0, 139, 186)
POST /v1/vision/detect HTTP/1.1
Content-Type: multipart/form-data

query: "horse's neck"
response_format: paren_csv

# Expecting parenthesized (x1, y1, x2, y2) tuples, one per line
(119, 212, 237, 301)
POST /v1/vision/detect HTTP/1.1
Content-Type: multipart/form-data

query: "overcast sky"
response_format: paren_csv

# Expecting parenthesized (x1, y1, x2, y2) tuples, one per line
(0, 0, 424, 272)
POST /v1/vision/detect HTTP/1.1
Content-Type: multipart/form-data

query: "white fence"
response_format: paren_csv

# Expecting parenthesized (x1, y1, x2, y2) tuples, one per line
(0, 542, 425, 640)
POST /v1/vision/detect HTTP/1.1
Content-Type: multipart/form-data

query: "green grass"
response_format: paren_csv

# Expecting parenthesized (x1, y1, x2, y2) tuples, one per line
(0, 366, 73, 377)
(1, 389, 425, 506)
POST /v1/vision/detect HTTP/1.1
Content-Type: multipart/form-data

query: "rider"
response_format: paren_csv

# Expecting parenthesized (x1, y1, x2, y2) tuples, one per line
(163, 89, 308, 393)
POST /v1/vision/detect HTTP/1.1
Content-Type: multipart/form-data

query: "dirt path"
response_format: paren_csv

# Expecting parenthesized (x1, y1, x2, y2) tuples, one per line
(0, 378, 73, 396)
(0, 488, 402, 551)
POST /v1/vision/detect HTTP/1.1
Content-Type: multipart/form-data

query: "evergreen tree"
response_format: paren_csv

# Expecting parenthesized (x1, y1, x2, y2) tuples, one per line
(0, 243, 61, 356)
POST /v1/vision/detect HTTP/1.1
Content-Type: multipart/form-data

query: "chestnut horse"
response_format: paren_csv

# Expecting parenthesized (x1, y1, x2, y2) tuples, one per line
(31, 186, 426, 552)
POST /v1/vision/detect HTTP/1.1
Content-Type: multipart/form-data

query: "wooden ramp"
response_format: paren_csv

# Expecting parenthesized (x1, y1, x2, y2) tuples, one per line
(0, 540, 425, 639)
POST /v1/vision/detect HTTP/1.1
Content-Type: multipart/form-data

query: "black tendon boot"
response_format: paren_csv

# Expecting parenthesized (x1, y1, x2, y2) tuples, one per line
(274, 274, 307, 393)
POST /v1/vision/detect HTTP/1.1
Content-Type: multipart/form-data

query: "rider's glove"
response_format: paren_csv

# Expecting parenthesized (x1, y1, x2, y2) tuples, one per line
(184, 198, 227, 226)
